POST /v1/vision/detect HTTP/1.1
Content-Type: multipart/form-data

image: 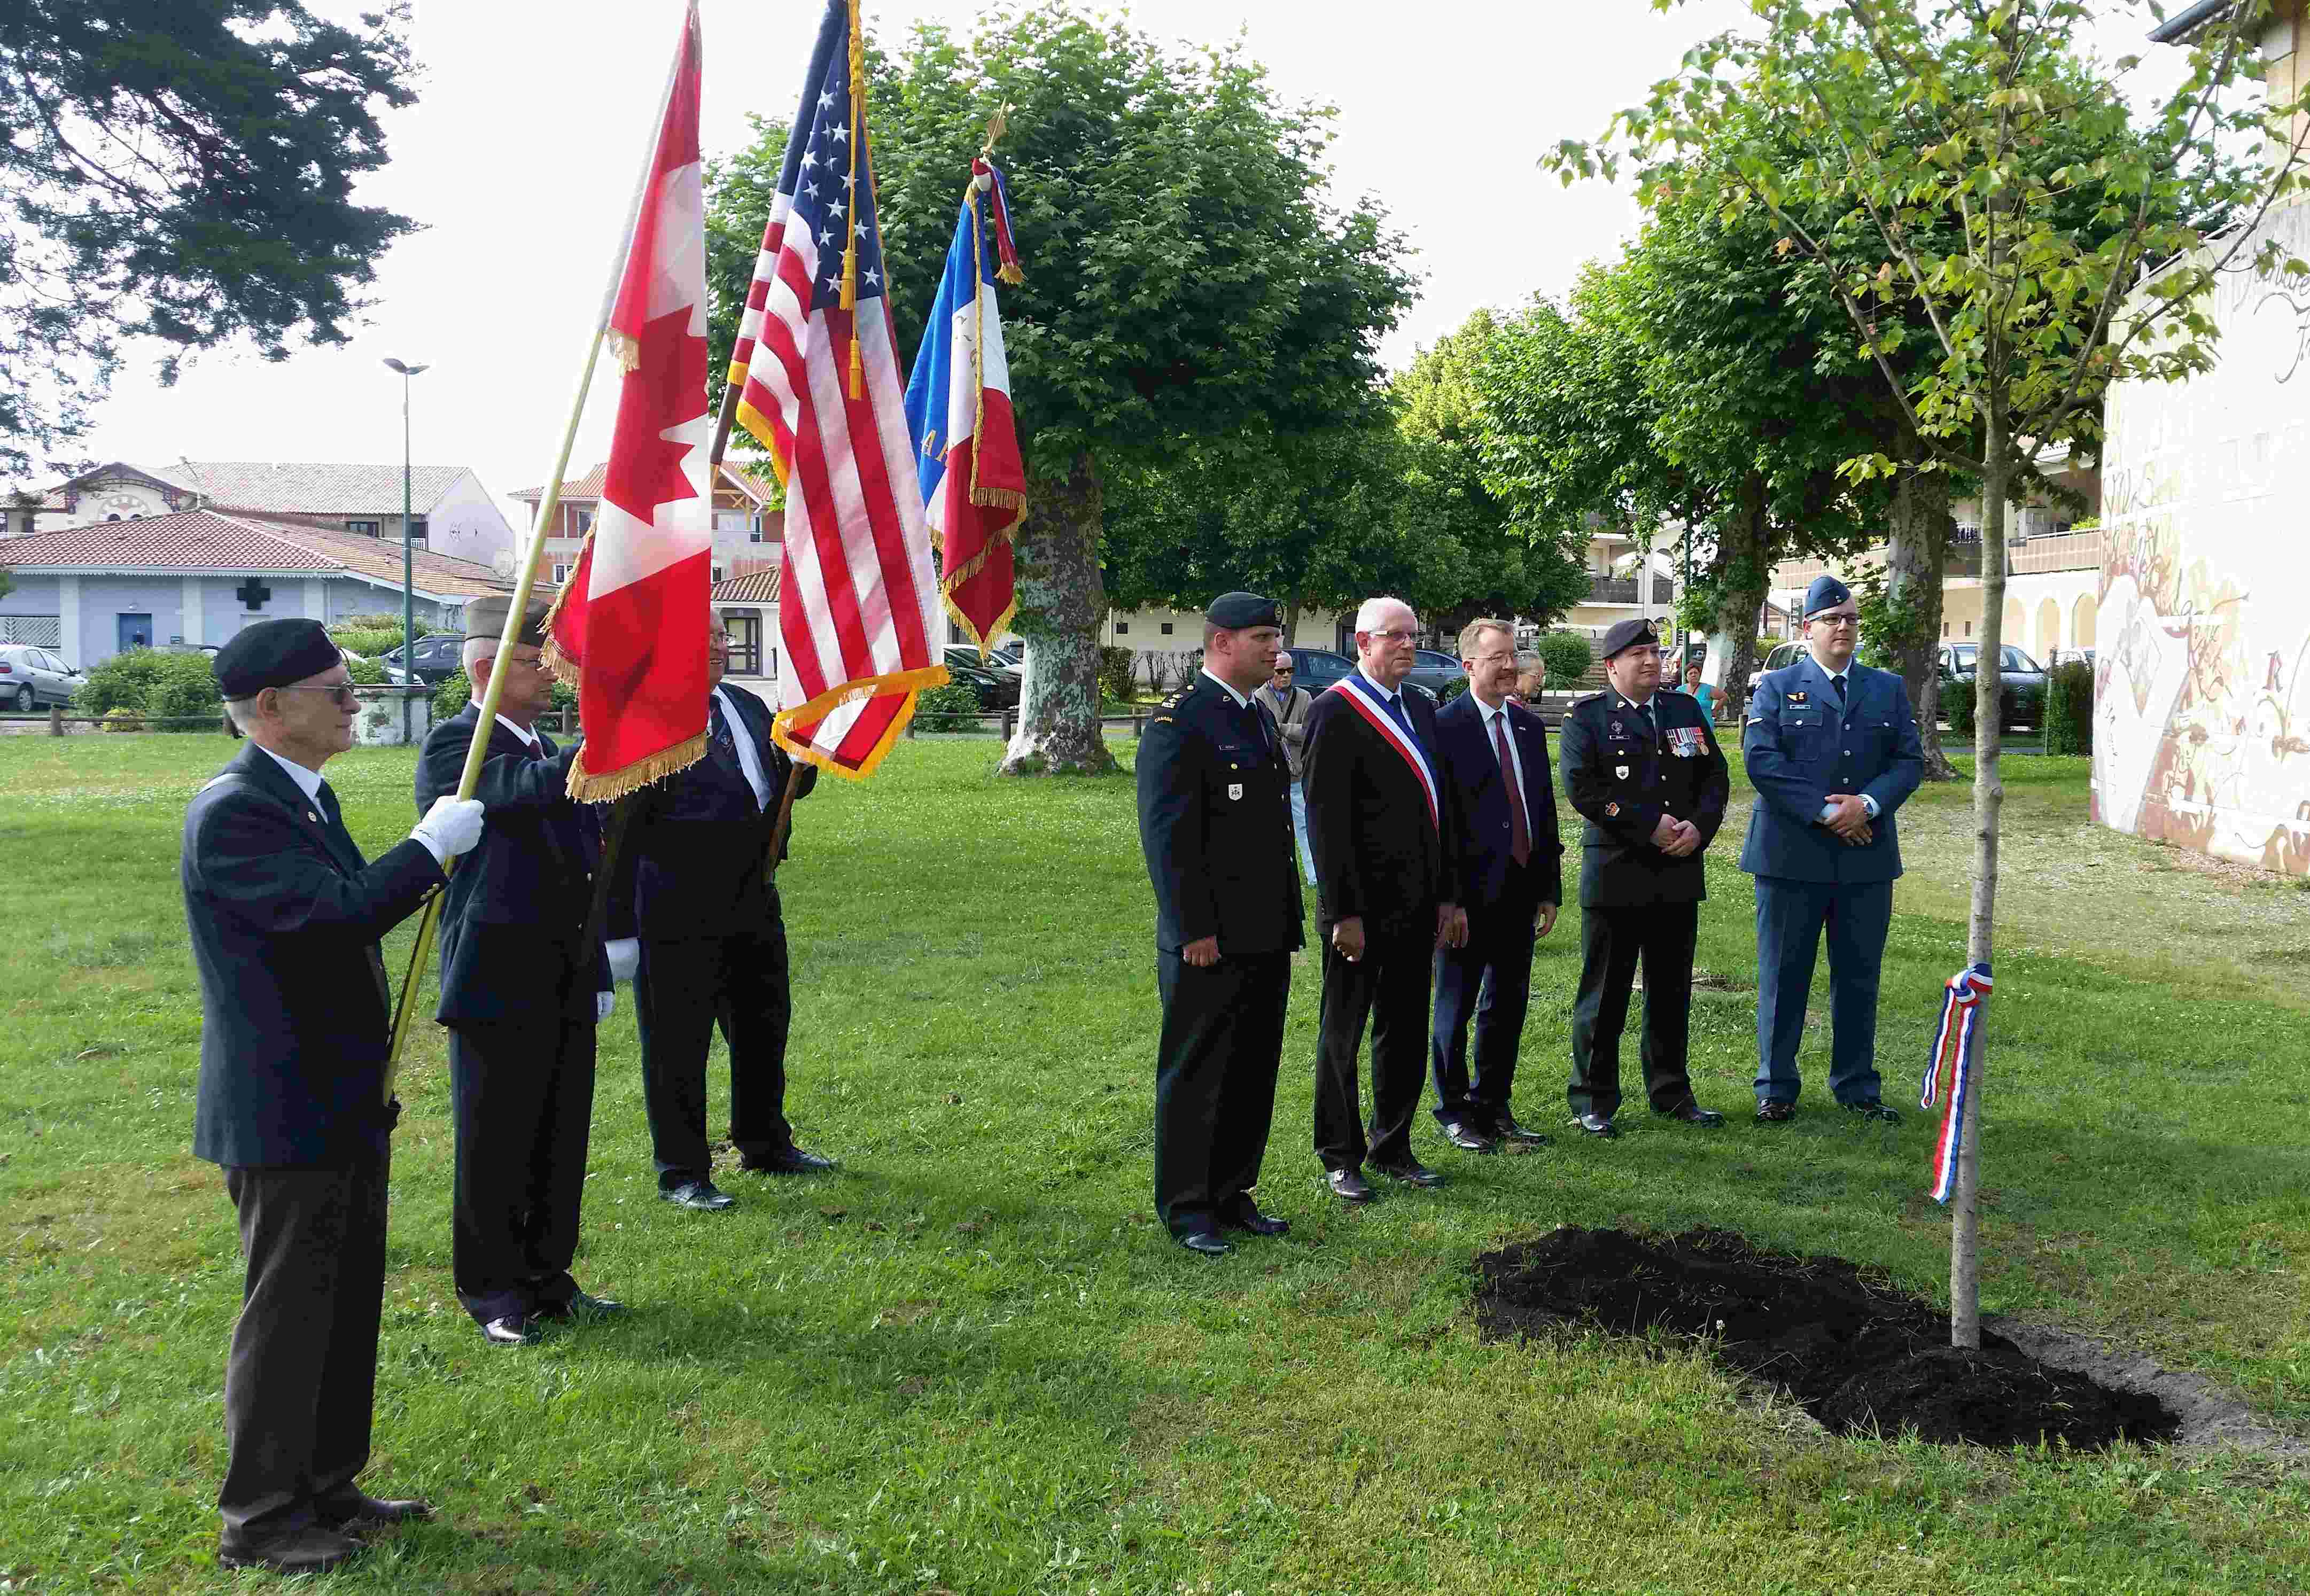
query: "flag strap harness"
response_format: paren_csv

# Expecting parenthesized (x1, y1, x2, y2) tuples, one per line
(1920, 962, 1992, 1204)
(1327, 675, 1440, 830)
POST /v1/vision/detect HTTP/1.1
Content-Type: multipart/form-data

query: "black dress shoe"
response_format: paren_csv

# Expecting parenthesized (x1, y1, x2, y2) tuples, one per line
(1842, 1098, 1902, 1124)
(316, 1493, 435, 1530)
(1573, 1111, 1617, 1138)
(1491, 1116, 1553, 1147)
(1657, 1101, 1726, 1127)
(660, 1179, 735, 1211)
(1440, 1119, 1497, 1154)
(1755, 1101, 1796, 1123)
(1222, 1207, 1290, 1237)
(740, 1145, 838, 1174)
(480, 1313, 536, 1346)
(218, 1526, 363, 1573)
(1373, 1159, 1445, 1187)
(1177, 1229, 1231, 1257)
(533, 1290, 625, 1323)
(1325, 1167, 1376, 1203)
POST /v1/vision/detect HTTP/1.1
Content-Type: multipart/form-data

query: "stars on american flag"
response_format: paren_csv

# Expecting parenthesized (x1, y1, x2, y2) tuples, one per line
(777, 32, 888, 315)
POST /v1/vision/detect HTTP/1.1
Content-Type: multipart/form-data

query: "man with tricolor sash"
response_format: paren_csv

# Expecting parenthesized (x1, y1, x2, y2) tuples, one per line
(1302, 596, 1468, 1203)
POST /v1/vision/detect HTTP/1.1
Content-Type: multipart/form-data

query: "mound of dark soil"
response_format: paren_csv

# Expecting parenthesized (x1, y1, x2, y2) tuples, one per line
(1474, 1226, 2175, 1451)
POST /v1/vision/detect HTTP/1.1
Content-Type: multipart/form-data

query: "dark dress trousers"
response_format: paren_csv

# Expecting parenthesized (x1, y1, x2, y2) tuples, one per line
(1428, 692, 1563, 1131)
(182, 742, 444, 1545)
(1136, 674, 1304, 1239)
(611, 684, 815, 1187)
(1739, 654, 1924, 1105)
(416, 706, 609, 1325)
(1557, 688, 1729, 1118)
(1302, 676, 1464, 1172)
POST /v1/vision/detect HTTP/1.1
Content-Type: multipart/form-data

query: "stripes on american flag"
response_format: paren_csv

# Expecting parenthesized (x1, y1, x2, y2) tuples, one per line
(722, 0, 946, 779)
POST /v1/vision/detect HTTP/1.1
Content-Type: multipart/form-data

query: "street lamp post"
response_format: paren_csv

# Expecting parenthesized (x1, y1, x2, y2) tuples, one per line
(383, 357, 431, 743)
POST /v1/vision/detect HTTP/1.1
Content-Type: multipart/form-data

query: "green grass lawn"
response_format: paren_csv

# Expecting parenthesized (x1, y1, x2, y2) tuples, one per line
(2, 733, 2306, 1594)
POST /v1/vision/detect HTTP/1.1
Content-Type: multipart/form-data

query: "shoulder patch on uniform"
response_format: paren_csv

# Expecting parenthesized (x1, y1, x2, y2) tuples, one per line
(1153, 715, 1173, 724)
(1746, 716, 1764, 725)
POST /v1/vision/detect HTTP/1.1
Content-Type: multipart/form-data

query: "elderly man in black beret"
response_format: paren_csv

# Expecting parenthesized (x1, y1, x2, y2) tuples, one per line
(1135, 591, 1304, 1254)
(184, 618, 485, 1573)
(416, 594, 621, 1345)
(1557, 617, 1730, 1136)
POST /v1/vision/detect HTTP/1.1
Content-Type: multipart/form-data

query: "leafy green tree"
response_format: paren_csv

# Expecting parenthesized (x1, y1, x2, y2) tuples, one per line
(861, 4, 1414, 773)
(0, 2, 420, 479)
(1560, 0, 2308, 1348)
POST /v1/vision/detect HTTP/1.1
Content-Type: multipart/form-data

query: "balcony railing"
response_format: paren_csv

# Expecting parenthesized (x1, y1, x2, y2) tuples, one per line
(1586, 575, 1674, 605)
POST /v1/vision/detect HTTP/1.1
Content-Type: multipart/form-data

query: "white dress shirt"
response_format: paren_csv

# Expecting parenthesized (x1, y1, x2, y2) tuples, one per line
(1472, 694, 1530, 807)
(495, 713, 541, 755)
(257, 745, 325, 806)
(1199, 666, 1252, 708)
(714, 684, 772, 809)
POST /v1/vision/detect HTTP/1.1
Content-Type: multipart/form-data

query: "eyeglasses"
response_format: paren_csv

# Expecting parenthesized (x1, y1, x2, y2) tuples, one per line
(274, 684, 359, 709)
(1811, 614, 1861, 630)
(1364, 627, 1419, 645)
(1272, 669, 1294, 678)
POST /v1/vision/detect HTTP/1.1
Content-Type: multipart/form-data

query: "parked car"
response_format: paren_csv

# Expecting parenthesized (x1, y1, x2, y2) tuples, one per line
(375, 632, 465, 686)
(1405, 649, 1464, 698)
(0, 645, 84, 710)
(986, 642, 1025, 669)
(944, 643, 1023, 683)
(1746, 641, 1809, 693)
(1286, 647, 1358, 695)
(943, 658, 1019, 710)
(1939, 643, 2048, 729)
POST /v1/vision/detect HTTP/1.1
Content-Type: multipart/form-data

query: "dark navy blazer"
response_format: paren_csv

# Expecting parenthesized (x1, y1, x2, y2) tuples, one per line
(1739, 654, 1925, 885)
(184, 742, 444, 1167)
(1135, 674, 1303, 956)
(1432, 692, 1562, 914)
(1302, 679, 1465, 935)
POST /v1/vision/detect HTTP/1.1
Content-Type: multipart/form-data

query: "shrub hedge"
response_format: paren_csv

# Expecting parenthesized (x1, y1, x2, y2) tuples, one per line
(1535, 631, 1595, 690)
(2043, 660, 2093, 756)
(74, 650, 221, 729)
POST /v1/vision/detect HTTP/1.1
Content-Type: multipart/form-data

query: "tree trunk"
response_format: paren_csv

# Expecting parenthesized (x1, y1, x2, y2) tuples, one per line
(998, 451, 1119, 777)
(1281, 587, 1305, 655)
(1709, 473, 1773, 723)
(1881, 449, 1959, 781)
(1951, 407, 2009, 1352)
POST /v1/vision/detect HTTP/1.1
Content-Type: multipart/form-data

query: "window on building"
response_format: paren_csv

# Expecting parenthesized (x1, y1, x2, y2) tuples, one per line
(572, 509, 594, 535)
(725, 612, 764, 675)
(551, 563, 571, 584)
(347, 519, 379, 535)
(408, 517, 429, 542)
(749, 523, 765, 543)
(1964, 621, 1972, 636)
(712, 565, 726, 585)
(1160, 621, 1173, 636)
(1115, 621, 1130, 636)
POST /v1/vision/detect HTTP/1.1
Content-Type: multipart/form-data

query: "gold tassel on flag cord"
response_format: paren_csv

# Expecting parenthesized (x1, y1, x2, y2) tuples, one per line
(841, 0, 866, 399)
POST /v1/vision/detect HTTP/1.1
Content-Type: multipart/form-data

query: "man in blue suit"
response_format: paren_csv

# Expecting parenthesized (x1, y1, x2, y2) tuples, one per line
(1427, 618, 1561, 1154)
(1740, 574, 1926, 1123)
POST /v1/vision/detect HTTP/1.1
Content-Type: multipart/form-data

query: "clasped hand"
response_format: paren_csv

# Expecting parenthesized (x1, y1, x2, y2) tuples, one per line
(1650, 813, 1702, 857)
(1824, 793, 1873, 845)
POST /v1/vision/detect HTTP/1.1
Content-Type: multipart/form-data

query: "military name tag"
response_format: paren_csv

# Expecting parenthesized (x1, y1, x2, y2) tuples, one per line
(1227, 783, 1243, 801)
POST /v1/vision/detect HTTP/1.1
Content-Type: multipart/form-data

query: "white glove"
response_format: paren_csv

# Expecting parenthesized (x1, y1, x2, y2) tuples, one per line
(410, 796, 486, 866)
(595, 990, 616, 1023)
(606, 938, 640, 985)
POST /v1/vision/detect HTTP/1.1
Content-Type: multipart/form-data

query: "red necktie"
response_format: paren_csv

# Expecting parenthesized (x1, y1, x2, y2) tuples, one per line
(1494, 711, 1530, 868)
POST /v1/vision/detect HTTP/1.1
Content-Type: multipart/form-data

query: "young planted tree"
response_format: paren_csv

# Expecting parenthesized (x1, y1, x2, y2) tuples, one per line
(0, 2, 419, 479)
(1560, 0, 2309, 1345)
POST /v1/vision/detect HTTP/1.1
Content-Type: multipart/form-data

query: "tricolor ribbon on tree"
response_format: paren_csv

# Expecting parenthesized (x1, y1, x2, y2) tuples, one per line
(904, 156, 1026, 657)
(1920, 962, 1993, 1204)
(720, 0, 946, 778)
(541, 1, 713, 798)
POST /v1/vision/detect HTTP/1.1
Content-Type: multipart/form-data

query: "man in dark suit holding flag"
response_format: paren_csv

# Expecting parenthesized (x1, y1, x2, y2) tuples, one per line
(1741, 574, 1925, 1123)
(613, 620, 820, 1212)
(1303, 596, 1467, 1202)
(185, 619, 483, 1572)
(1136, 591, 1303, 1256)
(1428, 618, 1563, 1154)
(417, 595, 621, 1348)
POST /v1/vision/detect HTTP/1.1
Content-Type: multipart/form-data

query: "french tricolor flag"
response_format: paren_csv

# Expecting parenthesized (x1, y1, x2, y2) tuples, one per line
(904, 160, 1025, 656)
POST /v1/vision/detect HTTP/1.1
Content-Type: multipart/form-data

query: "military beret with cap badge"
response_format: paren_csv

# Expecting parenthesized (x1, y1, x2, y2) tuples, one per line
(212, 618, 345, 699)
(1203, 590, 1280, 630)
(1597, 617, 1660, 661)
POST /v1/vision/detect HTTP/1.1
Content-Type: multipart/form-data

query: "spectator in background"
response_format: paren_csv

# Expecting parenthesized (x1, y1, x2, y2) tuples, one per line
(1512, 655, 1545, 705)
(1256, 652, 1316, 887)
(1683, 661, 1715, 721)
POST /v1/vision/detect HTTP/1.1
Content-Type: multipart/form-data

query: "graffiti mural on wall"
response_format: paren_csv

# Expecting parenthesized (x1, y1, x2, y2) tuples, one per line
(2096, 203, 2310, 877)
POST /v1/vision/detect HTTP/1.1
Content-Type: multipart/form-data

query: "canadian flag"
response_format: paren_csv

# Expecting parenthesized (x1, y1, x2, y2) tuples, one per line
(542, 2, 712, 799)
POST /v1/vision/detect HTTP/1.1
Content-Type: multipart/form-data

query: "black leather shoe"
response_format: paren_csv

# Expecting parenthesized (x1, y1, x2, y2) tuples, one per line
(533, 1290, 625, 1323)
(1222, 1207, 1290, 1237)
(1755, 1101, 1796, 1123)
(1177, 1229, 1231, 1257)
(1374, 1159, 1445, 1187)
(1491, 1116, 1553, 1147)
(1657, 1101, 1726, 1127)
(660, 1179, 735, 1211)
(1440, 1119, 1497, 1153)
(1842, 1098, 1902, 1124)
(480, 1313, 535, 1346)
(317, 1494, 435, 1530)
(740, 1146, 838, 1174)
(218, 1527, 363, 1574)
(1573, 1112, 1617, 1138)
(1325, 1167, 1376, 1204)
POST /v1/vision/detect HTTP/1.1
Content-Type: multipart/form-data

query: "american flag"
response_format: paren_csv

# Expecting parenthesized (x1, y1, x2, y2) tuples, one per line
(724, 0, 946, 778)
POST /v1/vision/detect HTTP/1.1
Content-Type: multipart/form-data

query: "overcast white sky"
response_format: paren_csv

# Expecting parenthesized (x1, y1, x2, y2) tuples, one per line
(50, 0, 2177, 523)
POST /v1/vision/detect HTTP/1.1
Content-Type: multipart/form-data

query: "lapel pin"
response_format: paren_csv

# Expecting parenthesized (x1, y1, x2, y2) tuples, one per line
(306, 811, 320, 823)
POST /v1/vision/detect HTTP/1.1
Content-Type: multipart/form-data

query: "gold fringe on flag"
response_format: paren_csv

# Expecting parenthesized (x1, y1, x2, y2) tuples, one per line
(771, 661, 953, 781)
(566, 729, 707, 804)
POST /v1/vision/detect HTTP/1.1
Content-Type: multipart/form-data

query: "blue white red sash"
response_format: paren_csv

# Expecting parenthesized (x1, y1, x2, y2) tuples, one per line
(1919, 962, 1992, 1203)
(1328, 675, 1438, 829)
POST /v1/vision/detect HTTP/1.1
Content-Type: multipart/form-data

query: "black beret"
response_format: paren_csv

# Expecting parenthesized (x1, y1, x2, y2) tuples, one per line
(1204, 590, 1280, 630)
(463, 593, 552, 647)
(213, 618, 343, 699)
(1597, 618, 1660, 660)
(1805, 574, 1856, 618)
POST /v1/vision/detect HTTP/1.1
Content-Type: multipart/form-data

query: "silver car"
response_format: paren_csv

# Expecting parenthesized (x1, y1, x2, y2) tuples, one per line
(0, 644, 84, 711)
